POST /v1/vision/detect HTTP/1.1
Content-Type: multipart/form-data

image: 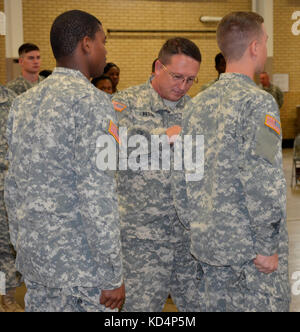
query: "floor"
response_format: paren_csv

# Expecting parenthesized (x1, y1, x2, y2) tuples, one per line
(12, 149, 300, 312)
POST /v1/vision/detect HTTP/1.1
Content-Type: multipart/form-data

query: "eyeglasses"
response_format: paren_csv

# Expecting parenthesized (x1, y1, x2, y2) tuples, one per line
(160, 61, 198, 85)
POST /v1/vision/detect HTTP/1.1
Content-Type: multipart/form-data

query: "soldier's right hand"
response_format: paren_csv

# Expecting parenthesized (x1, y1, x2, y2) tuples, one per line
(100, 283, 125, 310)
(254, 254, 279, 274)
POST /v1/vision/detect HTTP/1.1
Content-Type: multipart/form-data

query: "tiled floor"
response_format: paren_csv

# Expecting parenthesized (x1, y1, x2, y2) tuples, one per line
(11, 149, 300, 312)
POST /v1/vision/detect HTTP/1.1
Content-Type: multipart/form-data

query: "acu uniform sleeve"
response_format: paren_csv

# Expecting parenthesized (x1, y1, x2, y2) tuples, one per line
(239, 96, 286, 257)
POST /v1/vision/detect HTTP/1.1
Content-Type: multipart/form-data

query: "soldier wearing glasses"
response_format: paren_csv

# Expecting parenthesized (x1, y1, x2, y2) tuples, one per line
(112, 38, 203, 312)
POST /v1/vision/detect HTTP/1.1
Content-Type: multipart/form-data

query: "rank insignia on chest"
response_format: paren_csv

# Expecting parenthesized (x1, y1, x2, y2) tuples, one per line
(108, 120, 120, 144)
(112, 100, 127, 112)
(264, 114, 281, 135)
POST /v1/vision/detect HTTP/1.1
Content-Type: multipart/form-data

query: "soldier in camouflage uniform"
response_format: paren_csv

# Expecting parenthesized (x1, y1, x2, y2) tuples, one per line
(183, 12, 290, 312)
(6, 43, 44, 96)
(0, 85, 22, 312)
(4, 10, 124, 312)
(113, 38, 204, 312)
(259, 72, 284, 109)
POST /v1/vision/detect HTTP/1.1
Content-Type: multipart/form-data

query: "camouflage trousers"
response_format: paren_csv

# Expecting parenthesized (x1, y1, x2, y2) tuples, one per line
(24, 280, 118, 312)
(199, 260, 290, 312)
(121, 227, 204, 312)
(0, 191, 20, 290)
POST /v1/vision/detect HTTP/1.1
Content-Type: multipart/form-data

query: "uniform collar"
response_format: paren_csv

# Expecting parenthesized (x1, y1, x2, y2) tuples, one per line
(219, 72, 257, 87)
(53, 67, 91, 84)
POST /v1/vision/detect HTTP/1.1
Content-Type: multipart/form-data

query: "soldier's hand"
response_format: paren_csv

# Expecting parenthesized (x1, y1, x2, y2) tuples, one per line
(254, 254, 278, 274)
(100, 283, 125, 310)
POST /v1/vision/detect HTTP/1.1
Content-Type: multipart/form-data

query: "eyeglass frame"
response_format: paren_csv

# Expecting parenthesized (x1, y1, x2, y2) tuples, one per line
(158, 60, 198, 85)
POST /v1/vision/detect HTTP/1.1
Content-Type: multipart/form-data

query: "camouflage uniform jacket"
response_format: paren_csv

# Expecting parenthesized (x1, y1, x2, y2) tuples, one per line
(0, 86, 16, 191)
(6, 75, 44, 96)
(183, 73, 288, 268)
(4, 67, 123, 289)
(113, 80, 191, 241)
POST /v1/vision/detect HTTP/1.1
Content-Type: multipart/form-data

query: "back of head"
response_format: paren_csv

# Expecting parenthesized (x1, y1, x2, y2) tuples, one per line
(158, 37, 201, 65)
(50, 10, 101, 60)
(18, 43, 40, 56)
(217, 11, 264, 62)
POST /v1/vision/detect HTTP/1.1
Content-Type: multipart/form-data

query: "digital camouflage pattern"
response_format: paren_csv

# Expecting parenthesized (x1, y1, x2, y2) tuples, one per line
(24, 280, 118, 312)
(113, 79, 202, 312)
(0, 86, 20, 290)
(6, 75, 44, 96)
(183, 73, 290, 311)
(5, 68, 123, 293)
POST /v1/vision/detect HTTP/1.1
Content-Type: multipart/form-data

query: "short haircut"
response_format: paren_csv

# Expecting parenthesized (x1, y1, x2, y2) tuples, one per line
(18, 43, 40, 56)
(50, 10, 101, 60)
(217, 12, 264, 61)
(103, 63, 120, 74)
(158, 37, 201, 65)
(91, 75, 113, 87)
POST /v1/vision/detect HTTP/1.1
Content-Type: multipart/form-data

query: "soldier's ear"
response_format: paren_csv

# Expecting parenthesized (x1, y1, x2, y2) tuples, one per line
(81, 36, 93, 55)
(249, 39, 259, 58)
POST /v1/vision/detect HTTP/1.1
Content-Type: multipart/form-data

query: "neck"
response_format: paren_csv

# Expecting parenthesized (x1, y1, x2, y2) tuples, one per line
(56, 58, 90, 79)
(22, 71, 39, 83)
(151, 76, 166, 99)
(225, 58, 255, 81)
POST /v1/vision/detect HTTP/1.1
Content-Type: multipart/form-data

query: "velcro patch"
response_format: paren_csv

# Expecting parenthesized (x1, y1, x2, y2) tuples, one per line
(108, 120, 120, 144)
(112, 100, 127, 112)
(264, 115, 281, 135)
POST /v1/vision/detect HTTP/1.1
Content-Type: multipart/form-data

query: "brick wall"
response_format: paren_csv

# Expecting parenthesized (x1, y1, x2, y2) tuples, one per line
(0, 0, 5, 85)
(274, 0, 300, 139)
(19, 0, 300, 138)
(22, 0, 251, 98)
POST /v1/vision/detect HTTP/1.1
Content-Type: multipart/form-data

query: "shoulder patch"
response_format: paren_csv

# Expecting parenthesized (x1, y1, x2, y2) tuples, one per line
(112, 100, 127, 112)
(108, 120, 120, 144)
(264, 114, 281, 135)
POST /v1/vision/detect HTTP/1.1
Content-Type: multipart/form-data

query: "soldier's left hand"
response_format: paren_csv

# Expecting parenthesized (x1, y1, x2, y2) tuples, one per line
(100, 283, 125, 310)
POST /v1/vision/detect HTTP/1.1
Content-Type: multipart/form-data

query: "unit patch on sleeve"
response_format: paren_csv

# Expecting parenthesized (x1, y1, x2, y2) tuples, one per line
(112, 100, 127, 113)
(108, 120, 120, 144)
(264, 114, 281, 136)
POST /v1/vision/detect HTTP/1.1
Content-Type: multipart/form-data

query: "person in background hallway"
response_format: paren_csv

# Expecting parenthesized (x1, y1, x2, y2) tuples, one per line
(4, 10, 124, 312)
(200, 52, 226, 91)
(260, 71, 284, 109)
(183, 11, 290, 312)
(91, 75, 113, 94)
(112, 37, 204, 312)
(6, 43, 44, 95)
(104, 63, 120, 93)
(0, 85, 22, 312)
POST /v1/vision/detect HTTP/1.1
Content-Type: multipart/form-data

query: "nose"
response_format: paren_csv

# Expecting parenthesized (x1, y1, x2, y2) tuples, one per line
(178, 80, 189, 90)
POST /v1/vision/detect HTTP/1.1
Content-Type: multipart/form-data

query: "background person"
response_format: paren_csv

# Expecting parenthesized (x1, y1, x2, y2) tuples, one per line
(91, 75, 113, 94)
(0, 85, 22, 312)
(6, 43, 44, 96)
(104, 63, 120, 93)
(259, 71, 284, 109)
(200, 52, 226, 91)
